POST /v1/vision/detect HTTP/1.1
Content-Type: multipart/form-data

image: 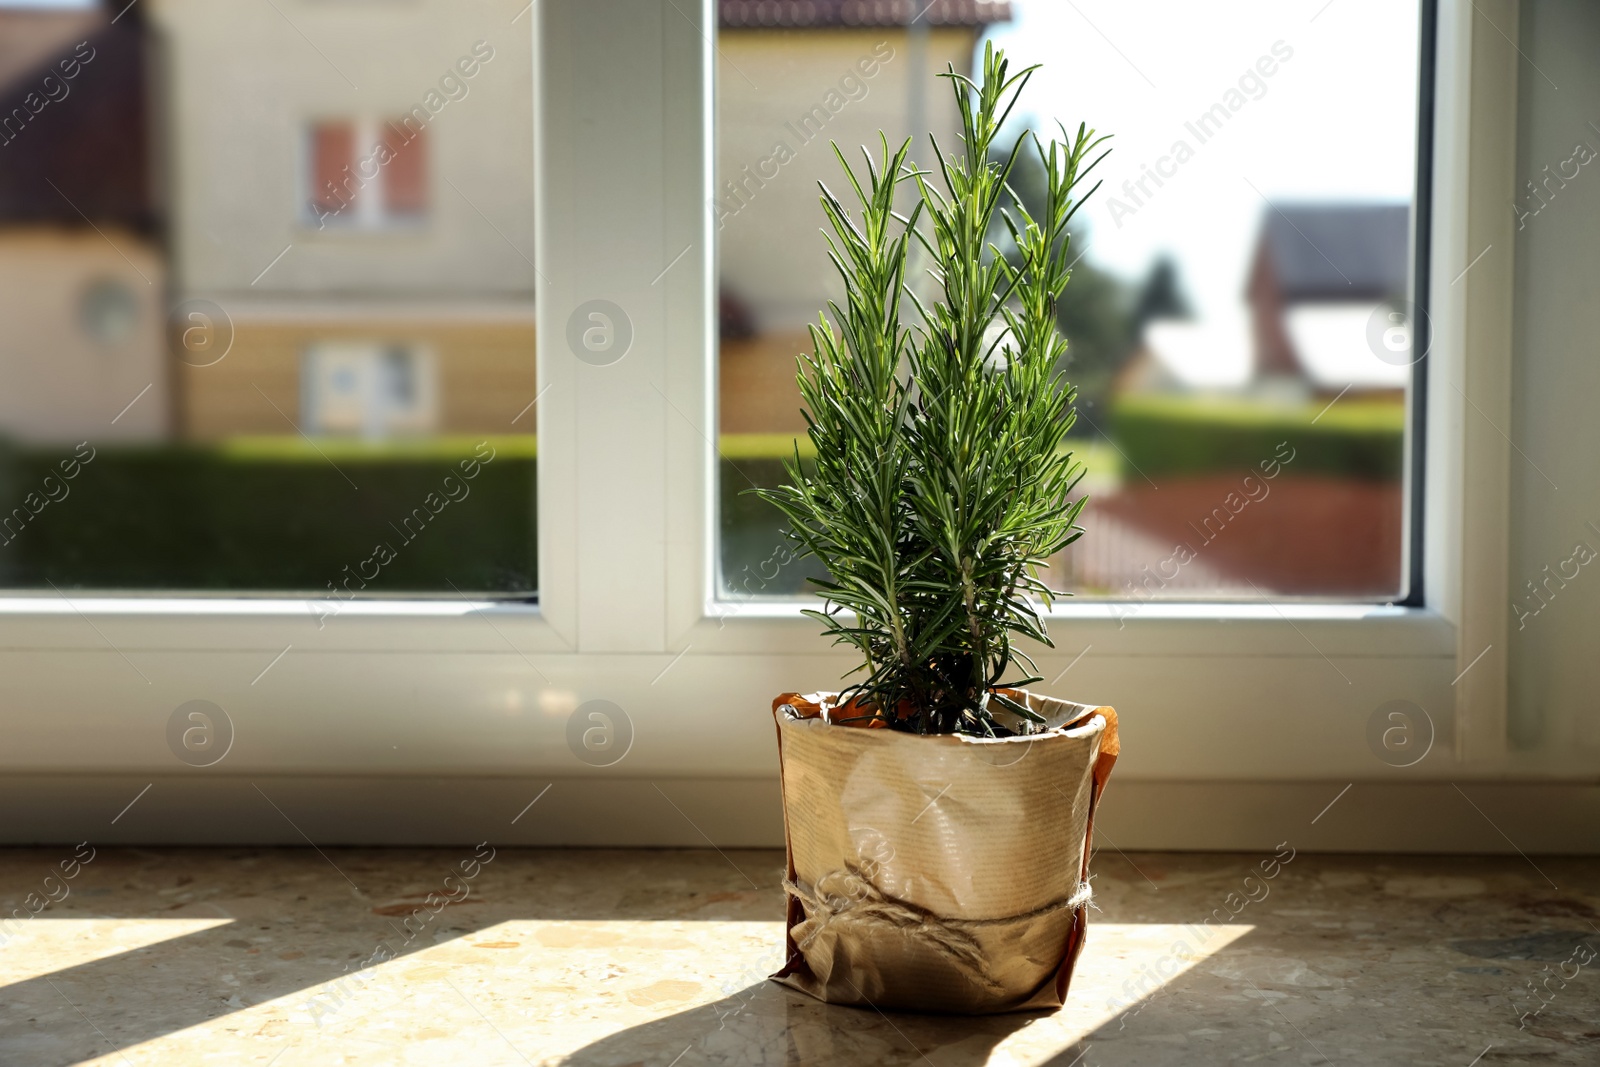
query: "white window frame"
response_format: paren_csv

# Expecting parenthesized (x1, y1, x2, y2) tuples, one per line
(2, 1, 1573, 849)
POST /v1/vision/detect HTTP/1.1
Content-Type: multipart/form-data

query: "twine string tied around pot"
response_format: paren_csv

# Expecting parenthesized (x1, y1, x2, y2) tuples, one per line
(784, 867, 1093, 995)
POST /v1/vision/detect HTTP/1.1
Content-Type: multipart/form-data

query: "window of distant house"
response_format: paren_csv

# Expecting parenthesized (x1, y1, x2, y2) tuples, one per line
(714, 0, 1424, 604)
(307, 118, 430, 229)
(302, 342, 439, 439)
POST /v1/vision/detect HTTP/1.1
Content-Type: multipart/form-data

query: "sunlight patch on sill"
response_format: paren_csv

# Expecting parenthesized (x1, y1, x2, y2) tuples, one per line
(0, 917, 233, 986)
(81, 919, 1259, 1064)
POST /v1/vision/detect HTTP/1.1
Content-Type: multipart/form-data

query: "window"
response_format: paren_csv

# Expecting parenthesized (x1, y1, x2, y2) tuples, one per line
(0, 2, 536, 594)
(302, 342, 438, 437)
(306, 118, 431, 229)
(715, 0, 1423, 604)
(6, 0, 1514, 811)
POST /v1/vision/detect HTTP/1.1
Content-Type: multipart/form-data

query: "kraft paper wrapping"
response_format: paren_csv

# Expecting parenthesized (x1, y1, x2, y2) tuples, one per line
(770, 690, 1118, 1014)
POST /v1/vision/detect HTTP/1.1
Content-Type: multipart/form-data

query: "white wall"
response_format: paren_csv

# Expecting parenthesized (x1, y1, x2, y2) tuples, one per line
(716, 28, 972, 331)
(149, 0, 535, 300)
(0, 231, 166, 443)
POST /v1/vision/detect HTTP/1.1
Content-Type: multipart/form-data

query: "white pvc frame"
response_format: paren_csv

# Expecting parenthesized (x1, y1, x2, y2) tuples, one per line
(1, 1, 1576, 849)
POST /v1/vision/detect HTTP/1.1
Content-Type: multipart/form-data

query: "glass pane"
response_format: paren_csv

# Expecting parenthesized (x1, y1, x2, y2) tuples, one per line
(716, 0, 1418, 602)
(0, 1, 536, 594)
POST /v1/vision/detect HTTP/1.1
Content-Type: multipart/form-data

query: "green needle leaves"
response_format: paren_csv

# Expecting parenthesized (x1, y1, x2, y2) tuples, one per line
(751, 43, 1109, 737)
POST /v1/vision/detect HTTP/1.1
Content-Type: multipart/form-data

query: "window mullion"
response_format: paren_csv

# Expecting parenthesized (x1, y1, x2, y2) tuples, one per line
(539, 0, 680, 653)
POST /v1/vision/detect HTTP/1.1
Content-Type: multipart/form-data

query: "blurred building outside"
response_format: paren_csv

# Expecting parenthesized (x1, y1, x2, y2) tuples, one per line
(1073, 202, 1411, 598)
(715, 0, 1009, 439)
(0, 0, 536, 449)
(0, 0, 541, 593)
(0, 5, 163, 445)
(1122, 202, 1410, 402)
(0, 0, 1411, 600)
(714, 1, 1411, 601)
(714, 0, 1011, 597)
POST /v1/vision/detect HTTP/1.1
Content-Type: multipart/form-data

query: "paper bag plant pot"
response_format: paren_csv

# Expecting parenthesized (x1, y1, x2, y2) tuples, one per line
(750, 45, 1122, 1016)
(770, 690, 1118, 1014)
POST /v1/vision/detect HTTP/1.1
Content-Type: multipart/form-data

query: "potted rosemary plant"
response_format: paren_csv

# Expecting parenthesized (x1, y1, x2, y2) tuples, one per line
(757, 45, 1120, 1014)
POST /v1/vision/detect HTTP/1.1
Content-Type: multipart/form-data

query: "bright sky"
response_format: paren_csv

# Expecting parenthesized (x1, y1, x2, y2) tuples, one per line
(985, 0, 1420, 323)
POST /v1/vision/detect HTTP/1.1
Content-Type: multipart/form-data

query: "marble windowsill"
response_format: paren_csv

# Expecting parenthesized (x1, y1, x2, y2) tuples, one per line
(1, 847, 1596, 1066)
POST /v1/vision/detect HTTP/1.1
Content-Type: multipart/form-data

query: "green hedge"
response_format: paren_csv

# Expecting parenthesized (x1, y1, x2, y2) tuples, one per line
(3, 436, 802, 596)
(0, 439, 536, 593)
(6, 406, 1395, 597)
(1110, 394, 1404, 481)
(719, 455, 828, 597)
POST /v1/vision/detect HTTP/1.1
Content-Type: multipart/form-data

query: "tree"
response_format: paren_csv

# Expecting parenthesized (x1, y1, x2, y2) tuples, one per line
(988, 130, 1131, 434)
(1131, 254, 1192, 332)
